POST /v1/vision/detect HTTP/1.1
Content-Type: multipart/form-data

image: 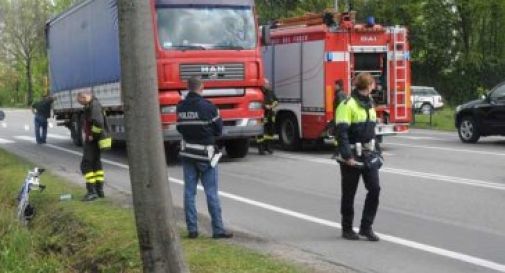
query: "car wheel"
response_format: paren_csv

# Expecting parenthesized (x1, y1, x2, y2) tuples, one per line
(420, 103, 433, 115)
(458, 116, 480, 143)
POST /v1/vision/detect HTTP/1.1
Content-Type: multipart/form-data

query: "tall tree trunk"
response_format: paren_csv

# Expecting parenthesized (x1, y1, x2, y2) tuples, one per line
(116, 1, 189, 272)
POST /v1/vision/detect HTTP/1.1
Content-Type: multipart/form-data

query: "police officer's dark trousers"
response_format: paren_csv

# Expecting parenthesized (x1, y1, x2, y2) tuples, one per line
(340, 164, 380, 231)
(80, 140, 104, 199)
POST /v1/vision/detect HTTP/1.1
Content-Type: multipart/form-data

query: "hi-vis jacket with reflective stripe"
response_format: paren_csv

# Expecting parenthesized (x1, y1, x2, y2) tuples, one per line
(176, 92, 223, 145)
(335, 92, 377, 160)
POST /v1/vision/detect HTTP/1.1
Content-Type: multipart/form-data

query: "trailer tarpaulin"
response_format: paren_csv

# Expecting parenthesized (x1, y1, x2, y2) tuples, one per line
(156, 0, 254, 6)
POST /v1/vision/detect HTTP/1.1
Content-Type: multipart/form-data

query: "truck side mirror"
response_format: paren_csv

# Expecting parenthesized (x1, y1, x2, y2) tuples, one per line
(261, 25, 271, 46)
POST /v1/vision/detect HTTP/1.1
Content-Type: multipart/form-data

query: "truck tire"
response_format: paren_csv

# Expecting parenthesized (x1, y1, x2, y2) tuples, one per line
(458, 116, 480, 143)
(225, 139, 250, 158)
(70, 113, 83, 147)
(279, 114, 301, 150)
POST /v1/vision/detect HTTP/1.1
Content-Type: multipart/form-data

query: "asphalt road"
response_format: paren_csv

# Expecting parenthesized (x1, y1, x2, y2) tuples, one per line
(1, 109, 505, 273)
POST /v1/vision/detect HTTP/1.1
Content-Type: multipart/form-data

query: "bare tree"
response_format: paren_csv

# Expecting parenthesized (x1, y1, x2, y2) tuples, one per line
(0, 0, 50, 105)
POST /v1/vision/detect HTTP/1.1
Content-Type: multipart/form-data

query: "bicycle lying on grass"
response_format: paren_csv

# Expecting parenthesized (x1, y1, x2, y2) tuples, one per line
(17, 167, 46, 225)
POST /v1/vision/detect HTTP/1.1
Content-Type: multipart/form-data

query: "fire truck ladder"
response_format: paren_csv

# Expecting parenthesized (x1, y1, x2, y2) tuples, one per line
(392, 26, 408, 120)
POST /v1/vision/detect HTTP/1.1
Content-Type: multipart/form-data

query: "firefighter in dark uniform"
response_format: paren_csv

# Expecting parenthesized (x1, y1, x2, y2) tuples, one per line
(257, 79, 278, 155)
(77, 91, 111, 202)
(335, 73, 382, 241)
(331, 79, 347, 147)
(176, 77, 233, 239)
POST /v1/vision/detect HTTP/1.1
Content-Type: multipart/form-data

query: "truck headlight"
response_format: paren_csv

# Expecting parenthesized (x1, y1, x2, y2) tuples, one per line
(455, 105, 462, 112)
(248, 101, 262, 110)
(160, 105, 177, 114)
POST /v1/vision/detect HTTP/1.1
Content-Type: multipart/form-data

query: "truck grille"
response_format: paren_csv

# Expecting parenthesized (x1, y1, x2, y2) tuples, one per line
(180, 63, 244, 81)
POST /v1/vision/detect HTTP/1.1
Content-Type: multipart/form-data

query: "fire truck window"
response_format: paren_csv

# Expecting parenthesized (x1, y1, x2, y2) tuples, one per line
(156, 6, 257, 50)
(354, 53, 382, 73)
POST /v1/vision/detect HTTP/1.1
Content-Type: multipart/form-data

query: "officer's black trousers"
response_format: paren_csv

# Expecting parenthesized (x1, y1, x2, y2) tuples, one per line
(80, 140, 103, 183)
(339, 164, 381, 231)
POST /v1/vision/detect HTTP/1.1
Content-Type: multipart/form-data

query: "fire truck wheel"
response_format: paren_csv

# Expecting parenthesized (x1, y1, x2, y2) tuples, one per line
(225, 138, 250, 158)
(70, 113, 83, 147)
(458, 116, 480, 143)
(279, 115, 301, 150)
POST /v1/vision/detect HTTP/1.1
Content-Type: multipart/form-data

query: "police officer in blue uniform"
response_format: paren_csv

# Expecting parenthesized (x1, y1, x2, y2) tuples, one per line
(176, 77, 233, 239)
(335, 73, 382, 241)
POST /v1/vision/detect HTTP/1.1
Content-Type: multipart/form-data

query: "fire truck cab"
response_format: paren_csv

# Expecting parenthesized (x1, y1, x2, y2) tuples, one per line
(262, 11, 411, 149)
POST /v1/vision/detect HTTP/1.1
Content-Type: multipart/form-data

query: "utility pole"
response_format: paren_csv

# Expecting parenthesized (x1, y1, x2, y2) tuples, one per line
(116, 1, 189, 272)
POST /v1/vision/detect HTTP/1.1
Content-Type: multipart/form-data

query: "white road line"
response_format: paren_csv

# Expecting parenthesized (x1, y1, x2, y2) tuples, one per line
(275, 153, 505, 191)
(14, 136, 34, 141)
(393, 136, 440, 140)
(10, 135, 505, 272)
(47, 133, 70, 140)
(0, 138, 14, 144)
(1, 122, 6, 128)
(386, 142, 505, 157)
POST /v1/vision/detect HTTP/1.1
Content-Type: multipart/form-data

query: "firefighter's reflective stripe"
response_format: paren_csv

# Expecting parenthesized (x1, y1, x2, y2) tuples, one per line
(335, 98, 376, 125)
(94, 170, 105, 182)
(91, 125, 103, 134)
(84, 172, 96, 183)
(99, 137, 112, 150)
(256, 136, 266, 143)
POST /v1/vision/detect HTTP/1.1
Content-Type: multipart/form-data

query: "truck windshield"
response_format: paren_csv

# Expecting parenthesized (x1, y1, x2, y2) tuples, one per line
(156, 6, 256, 50)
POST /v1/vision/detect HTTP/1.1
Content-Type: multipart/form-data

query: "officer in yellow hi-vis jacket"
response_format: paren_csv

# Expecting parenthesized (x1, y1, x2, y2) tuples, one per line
(77, 91, 111, 202)
(334, 73, 382, 242)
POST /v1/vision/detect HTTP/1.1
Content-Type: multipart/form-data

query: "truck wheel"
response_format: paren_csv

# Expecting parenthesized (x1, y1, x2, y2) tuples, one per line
(279, 115, 301, 150)
(225, 138, 250, 158)
(70, 113, 83, 147)
(458, 116, 480, 143)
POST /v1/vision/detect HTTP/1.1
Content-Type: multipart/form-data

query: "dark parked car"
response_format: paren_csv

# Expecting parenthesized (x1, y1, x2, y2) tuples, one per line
(455, 81, 505, 143)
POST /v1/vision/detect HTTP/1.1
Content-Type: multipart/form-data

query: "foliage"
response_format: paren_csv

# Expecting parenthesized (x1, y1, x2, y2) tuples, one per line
(412, 107, 456, 131)
(0, 148, 309, 273)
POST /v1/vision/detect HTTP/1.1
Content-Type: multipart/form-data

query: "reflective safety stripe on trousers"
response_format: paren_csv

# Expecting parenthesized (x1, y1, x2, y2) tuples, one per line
(94, 170, 105, 182)
(84, 172, 96, 184)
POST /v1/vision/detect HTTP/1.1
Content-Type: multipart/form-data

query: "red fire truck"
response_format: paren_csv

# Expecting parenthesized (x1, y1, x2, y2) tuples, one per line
(262, 11, 411, 149)
(47, 0, 265, 158)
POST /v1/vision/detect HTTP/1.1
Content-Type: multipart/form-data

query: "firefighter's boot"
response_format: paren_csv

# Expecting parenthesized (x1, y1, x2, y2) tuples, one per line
(95, 182, 105, 198)
(265, 140, 274, 154)
(82, 183, 98, 202)
(258, 142, 266, 155)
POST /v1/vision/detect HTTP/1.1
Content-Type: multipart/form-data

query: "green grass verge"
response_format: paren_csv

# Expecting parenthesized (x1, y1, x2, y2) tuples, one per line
(411, 107, 456, 131)
(0, 149, 305, 273)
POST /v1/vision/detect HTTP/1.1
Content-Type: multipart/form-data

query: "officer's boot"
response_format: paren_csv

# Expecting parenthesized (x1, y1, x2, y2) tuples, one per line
(95, 182, 105, 198)
(341, 217, 359, 240)
(359, 226, 380, 242)
(82, 183, 98, 202)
